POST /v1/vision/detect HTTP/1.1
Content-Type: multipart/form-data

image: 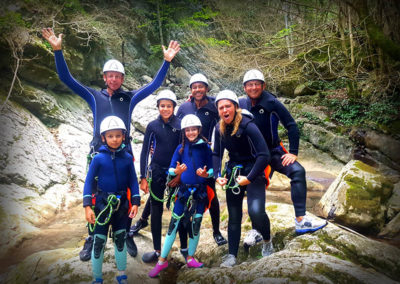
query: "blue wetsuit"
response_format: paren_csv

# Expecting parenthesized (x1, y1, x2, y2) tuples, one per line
(139, 115, 181, 251)
(160, 139, 213, 259)
(83, 145, 140, 279)
(239, 91, 307, 217)
(54, 50, 170, 153)
(212, 114, 271, 257)
(176, 96, 222, 235)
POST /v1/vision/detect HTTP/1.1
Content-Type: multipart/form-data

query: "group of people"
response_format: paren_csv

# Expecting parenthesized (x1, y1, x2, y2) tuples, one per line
(42, 27, 327, 284)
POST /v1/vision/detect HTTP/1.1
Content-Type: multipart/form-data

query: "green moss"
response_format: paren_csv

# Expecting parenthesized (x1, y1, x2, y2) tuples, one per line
(314, 263, 364, 284)
(353, 160, 377, 174)
(266, 204, 278, 212)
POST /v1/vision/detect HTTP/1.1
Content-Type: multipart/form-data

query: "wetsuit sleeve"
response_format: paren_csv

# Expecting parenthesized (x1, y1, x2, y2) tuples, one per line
(274, 100, 300, 155)
(246, 123, 270, 182)
(54, 50, 96, 108)
(128, 161, 140, 206)
(129, 60, 170, 111)
(212, 128, 224, 177)
(205, 145, 214, 178)
(168, 145, 182, 176)
(140, 125, 154, 179)
(176, 105, 184, 119)
(83, 156, 100, 207)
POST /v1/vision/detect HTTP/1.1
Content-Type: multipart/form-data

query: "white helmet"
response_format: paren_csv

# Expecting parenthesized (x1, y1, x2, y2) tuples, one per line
(181, 114, 202, 129)
(156, 89, 177, 106)
(103, 59, 125, 75)
(215, 90, 239, 107)
(189, 73, 208, 88)
(243, 69, 264, 85)
(100, 116, 126, 134)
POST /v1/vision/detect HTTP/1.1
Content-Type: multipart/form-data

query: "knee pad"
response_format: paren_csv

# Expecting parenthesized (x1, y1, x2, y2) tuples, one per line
(167, 217, 180, 235)
(192, 215, 203, 237)
(93, 235, 106, 259)
(113, 230, 126, 252)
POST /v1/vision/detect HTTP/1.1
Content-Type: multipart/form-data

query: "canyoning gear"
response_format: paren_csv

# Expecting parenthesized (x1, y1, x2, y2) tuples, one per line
(213, 232, 228, 246)
(100, 116, 126, 135)
(103, 59, 125, 75)
(262, 239, 274, 257)
(149, 260, 168, 278)
(243, 69, 265, 84)
(92, 278, 103, 284)
(239, 91, 299, 155)
(240, 92, 307, 217)
(189, 73, 208, 88)
(180, 248, 189, 261)
(213, 114, 271, 258)
(142, 251, 160, 263)
(295, 215, 327, 235)
(114, 229, 128, 269)
(115, 275, 128, 284)
(54, 50, 170, 151)
(220, 254, 236, 268)
(223, 164, 243, 195)
(126, 235, 137, 257)
(243, 229, 263, 249)
(92, 234, 106, 280)
(79, 235, 94, 261)
(177, 96, 218, 141)
(215, 89, 239, 107)
(187, 257, 204, 268)
(156, 89, 177, 106)
(130, 218, 149, 236)
(83, 145, 140, 209)
(181, 114, 202, 129)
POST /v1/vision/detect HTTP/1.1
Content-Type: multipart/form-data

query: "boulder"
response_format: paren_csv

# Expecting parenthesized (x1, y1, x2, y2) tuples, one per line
(302, 124, 354, 163)
(314, 160, 393, 233)
(294, 83, 316, 96)
(379, 212, 400, 238)
(386, 182, 400, 219)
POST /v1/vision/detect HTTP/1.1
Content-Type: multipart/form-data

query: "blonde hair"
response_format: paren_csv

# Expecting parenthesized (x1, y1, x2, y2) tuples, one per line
(219, 108, 242, 136)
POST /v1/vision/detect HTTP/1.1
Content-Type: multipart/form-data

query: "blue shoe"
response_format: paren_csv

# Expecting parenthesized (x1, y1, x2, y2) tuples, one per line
(92, 278, 103, 284)
(116, 274, 128, 284)
(295, 216, 327, 235)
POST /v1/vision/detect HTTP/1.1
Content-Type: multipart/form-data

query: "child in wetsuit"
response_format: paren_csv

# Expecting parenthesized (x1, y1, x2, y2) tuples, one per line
(149, 114, 213, 277)
(83, 116, 140, 284)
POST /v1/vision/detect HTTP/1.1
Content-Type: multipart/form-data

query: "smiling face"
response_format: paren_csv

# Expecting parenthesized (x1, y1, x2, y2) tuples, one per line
(102, 129, 125, 150)
(158, 99, 175, 122)
(103, 71, 124, 94)
(184, 126, 200, 142)
(243, 80, 264, 100)
(217, 99, 236, 124)
(190, 82, 208, 102)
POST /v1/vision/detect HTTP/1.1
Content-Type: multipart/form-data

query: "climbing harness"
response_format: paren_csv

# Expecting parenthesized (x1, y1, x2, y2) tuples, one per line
(223, 164, 243, 195)
(88, 193, 121, 233)
(147, 168, 171, 203)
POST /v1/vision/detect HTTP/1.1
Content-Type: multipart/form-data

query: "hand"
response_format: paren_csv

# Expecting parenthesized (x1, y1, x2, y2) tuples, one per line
(140, 178, 149, 194)
(85, 206, 95, 224)
(174, 161, 187, 175)
(42, 28, 62, 51)
(236, 175, 250, 186)
(216, 177, 227, 186)
(196, 166, 209, 178)
(163, 40, 180, 62)
(167, 174, 181, 187)
(129, 205, 138, 218)
(281, 153, 297, 166)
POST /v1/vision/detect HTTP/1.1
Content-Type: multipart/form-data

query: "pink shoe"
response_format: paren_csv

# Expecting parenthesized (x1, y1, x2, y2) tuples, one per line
(148, 261, 168, 278)
(187, 257, 204, 268)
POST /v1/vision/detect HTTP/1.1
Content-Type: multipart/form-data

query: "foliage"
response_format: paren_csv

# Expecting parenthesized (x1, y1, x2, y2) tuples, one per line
(0, 12, 28, 36)
(203, 37, 231, 47)
(323, 98, 399, 127)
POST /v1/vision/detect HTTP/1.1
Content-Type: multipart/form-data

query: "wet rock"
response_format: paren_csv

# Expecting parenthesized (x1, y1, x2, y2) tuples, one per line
(387, 182, 400, 219)
(379, 212, 400, 238)
(315, 160, 393, 233)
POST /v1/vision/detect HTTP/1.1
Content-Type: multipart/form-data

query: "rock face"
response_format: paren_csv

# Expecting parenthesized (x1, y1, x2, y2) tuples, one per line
(315, 160, 394, 233)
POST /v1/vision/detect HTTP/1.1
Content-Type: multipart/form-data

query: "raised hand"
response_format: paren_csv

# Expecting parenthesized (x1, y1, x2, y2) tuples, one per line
(174, 161, 187, 175)
(196, 166, 208, 178)
(162, 40, 180, 62)
(42, 28, 63, 51)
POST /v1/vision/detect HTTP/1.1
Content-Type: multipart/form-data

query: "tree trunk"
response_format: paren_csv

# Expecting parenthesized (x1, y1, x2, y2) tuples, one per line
(156, 0, 164, 48)
(348, 5, 355, 67)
